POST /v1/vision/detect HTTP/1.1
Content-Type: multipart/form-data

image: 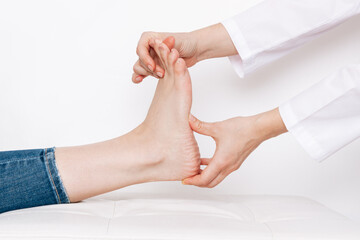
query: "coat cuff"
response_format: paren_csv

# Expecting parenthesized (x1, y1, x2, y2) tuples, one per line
(279, 65, 360, 162)
(279, 103, 329, 162)
(221, 19, 248, 78)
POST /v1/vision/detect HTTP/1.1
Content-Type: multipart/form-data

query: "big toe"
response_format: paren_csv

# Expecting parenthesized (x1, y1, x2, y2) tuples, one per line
(152, 40, 171, 72)
(174, 58, 192, 92)
(158, 42, 170, 65)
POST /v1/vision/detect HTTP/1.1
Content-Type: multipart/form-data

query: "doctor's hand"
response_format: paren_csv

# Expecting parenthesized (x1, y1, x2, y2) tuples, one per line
(182, 108, 287, 188)
(132, 32, 198, 83)
(132, 23, 237, 83)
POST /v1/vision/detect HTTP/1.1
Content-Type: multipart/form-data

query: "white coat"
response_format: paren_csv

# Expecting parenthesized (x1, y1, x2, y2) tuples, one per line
(221, 0, 360, 161)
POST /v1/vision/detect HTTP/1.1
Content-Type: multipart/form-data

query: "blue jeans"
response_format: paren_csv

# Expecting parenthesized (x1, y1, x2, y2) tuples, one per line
(0, 148, 70, 214)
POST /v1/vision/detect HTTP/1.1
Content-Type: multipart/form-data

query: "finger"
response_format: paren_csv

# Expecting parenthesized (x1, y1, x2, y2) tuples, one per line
(133, 60, 150, 76)
(148, 48, 165, 78)
(189, 114, 215, 137)
(154, 65, 164, 78)
(207, 172, 228, 188)
(182, 161, 221, 187)
(132, 73, 144, 84)
(139, 60, 159, 78)
(156, 36, 174, 77)
(147, 37, 174, 78)
(149, 39, 166, 76)
(148, 47, 165, 78)
(163, 36, 175, 50)
(133, 59, 156, 83)
(137, 35, 156, 72)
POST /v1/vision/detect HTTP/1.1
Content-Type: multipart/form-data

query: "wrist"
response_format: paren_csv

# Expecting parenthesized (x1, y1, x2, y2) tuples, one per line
(192, 23, 237, 61)
(254, 108, 288, 141)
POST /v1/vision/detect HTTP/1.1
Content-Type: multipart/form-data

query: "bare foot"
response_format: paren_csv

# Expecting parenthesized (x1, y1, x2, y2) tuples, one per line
(55, 40, 200, 202)
(136, 39, 200, 181)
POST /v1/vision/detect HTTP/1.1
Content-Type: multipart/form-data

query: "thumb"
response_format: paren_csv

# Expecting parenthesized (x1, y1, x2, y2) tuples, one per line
(162, 36, 175, 50)
(189, 114, 215, 137)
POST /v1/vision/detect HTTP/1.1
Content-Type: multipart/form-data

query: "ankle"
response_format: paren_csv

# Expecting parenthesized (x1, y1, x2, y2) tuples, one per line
(123, 124, 166, 179)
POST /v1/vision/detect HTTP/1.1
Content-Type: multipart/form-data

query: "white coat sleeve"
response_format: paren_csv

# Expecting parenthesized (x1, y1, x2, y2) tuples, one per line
(279, 65, 360, 161)
(222, 1, 360, 161)
(221, 0, 360, 78)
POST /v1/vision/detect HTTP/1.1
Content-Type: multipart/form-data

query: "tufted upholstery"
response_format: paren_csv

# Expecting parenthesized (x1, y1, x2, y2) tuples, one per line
(0, 193, 359, 239)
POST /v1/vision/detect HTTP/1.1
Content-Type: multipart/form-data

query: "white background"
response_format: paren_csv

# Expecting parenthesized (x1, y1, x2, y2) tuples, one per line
(1, 0, 359, 221)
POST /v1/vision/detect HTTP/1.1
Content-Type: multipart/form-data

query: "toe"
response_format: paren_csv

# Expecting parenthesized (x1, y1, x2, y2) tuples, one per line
(168, 48, 180, 66)
(159, 42, 170, 66)
(174, 58, 187, 75)
(150, 39, 166, 69)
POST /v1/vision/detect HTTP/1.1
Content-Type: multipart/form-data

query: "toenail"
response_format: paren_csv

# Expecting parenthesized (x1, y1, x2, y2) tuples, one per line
(157, 72, 163, 78)
(135, 76, 142, 82)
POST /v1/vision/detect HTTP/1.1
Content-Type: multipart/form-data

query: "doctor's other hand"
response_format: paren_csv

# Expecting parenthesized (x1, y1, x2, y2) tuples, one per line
(183, 108, 288, 188)
(132, 23, 237, 83)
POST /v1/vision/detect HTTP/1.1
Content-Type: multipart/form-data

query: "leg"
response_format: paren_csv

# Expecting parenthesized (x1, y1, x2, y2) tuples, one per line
(55, 41, 200, 202)
(1, 44, 199, 212)
(0, 148, 68, 213)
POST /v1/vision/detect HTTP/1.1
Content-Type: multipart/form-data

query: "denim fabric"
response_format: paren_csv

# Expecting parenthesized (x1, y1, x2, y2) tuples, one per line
(0, 148, 69, 214)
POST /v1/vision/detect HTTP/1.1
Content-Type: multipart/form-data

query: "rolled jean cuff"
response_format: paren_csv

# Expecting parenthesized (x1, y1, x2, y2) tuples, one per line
(0, 147, 69, 214)
(45, 147, 70, 204)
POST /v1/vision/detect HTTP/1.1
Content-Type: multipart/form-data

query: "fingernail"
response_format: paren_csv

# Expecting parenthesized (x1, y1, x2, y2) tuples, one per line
(157, 72, 163, 78)
(155, 39, 161, 44)
(135, 76, 142, 82)
(147, 65, 153, 71)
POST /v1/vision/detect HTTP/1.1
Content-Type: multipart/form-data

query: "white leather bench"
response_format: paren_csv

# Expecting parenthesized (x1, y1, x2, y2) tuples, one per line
(0, 192, 359, 239)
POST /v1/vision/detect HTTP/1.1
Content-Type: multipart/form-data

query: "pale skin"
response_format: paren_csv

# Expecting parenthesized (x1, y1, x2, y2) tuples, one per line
(133, 23, 288, 188)
(185, 109, 287, 187)
(56, 41, 200, 202)
(133, 23, 237, 82)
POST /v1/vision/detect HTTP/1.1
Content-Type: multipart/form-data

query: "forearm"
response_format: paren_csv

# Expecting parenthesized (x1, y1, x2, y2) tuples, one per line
(192, 23, 238, 61)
